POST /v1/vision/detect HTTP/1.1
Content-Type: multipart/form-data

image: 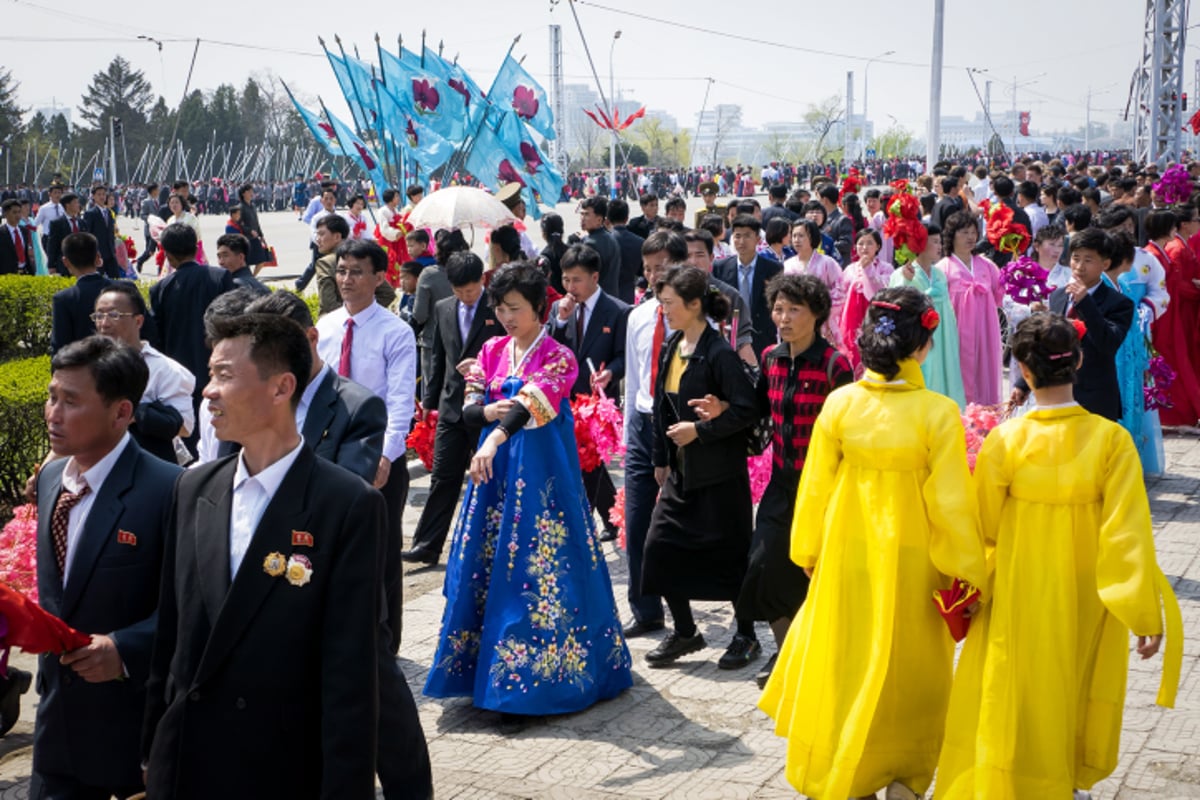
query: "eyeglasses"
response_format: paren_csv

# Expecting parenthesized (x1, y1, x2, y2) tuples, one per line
(90, 311, 137, 322)
(335, 269, 369, 280)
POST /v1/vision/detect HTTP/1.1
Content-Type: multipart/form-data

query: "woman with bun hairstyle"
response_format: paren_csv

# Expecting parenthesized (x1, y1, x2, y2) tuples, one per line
(935, 313, 1181, 800)
(642, 266, 760, 670)
(760, 286, 987, 800)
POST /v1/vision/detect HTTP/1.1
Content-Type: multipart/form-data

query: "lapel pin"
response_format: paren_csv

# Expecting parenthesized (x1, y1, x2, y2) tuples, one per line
(602, 326, 611, 334)
(285, 554, 313, 587)
(292, 530, 314, 547)
(117, 530, 137, 547)
(263, 552, 286, 577)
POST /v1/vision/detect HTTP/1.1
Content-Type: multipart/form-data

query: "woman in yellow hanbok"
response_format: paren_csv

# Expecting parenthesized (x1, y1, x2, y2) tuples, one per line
(935, 313, 1182, 800)
(759, 286, 988, 800)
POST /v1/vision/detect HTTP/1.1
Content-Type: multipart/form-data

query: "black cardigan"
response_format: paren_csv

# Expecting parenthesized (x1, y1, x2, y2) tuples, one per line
(651, 324, 758, 491)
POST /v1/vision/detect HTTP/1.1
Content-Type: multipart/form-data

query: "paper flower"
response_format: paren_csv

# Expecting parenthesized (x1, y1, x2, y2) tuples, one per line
(0, 505, 38, 602)
(747, 447, 772, 505)
(608, 486, 626, 549)
(1145, 352, 1176, 410)
(999, 256, 1052, 305)
(406, 408, 438, 471)
(512, 85, 539, 120)
(961, 403, 1002, 472)
(413, 79, 440, 114)
(1153, 164, 1192, 205)
(882, 193, 927, 266)
(979, 199, 1030, 257)
(572, 392, 625, 473)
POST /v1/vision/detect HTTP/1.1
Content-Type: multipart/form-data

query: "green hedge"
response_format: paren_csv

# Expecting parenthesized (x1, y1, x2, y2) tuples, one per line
(0, 356, 50, 508)
(0, 275, 74, 360)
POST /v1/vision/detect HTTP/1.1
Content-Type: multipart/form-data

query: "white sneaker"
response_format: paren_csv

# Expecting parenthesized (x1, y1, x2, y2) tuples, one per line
(1073, 792, 1092, 800)
(885, 782, 920, 800)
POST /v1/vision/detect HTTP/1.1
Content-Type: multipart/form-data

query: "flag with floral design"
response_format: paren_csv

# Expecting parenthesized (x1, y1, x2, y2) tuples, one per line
(489, 54, 556, 141)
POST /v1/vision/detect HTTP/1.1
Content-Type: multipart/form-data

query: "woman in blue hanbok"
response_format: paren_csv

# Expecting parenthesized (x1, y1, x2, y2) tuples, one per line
(424, 262, 632, 715)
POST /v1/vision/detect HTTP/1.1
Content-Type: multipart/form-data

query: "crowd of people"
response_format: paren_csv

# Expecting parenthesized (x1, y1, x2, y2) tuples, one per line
(0, 147, 1192, 800)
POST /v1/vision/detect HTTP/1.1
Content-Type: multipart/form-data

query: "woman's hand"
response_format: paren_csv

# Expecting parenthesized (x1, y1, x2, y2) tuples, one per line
(456, 358, 479, 377)
(1136, 634, 1163, 659)
(902, 264, 915, 281)
(688, 394, 728, 421)
(483, 399, 514, 422)
(469, 435, 502, 484)
(666, 421, 698, 447)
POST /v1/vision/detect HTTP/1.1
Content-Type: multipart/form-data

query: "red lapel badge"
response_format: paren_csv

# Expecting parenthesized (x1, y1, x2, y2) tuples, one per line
(292, 530, 314, 547)
(117, 530, 137, 547)
(602, 326, 612, 334)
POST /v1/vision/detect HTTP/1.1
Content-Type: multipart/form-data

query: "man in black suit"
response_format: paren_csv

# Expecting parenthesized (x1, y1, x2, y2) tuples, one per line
(403, 252, 500, 565)
(817, 184, 854, 265)
(215, 233, 269, 294)
(142, 313, 383, 799)
(50, 232, 112, 355)
(1011, 228, 1133, 421)
(549, 244, 630, 541)
(579, 195, 623, 298)
(45, 192, 85, 277)
(81, 186, 120, 279)
(627, 192, 661, 241)
(31, 336, 182, 799)
(929, 174, 965, 232)
(149, 223, 234, 448)
(0, 198, 34, 275)
(245, 291, 433, 800)
(607, 198, 644, 304)
(713, 214, 783, 359)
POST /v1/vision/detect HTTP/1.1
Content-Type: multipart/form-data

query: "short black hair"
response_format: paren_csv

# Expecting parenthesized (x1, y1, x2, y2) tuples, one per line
(1068, 227, 1113, 261)
(580, 196, 608, 217)
(62, 232, 98, 269)
(160, 222, 198, 259)
(399, 260, 425, 278)
(766, 273, 832, 330)
(1, 198, 20, 213)
(941, 210, 979, 254)
(1062, 204, 1092, 232)
(654, 265, 730, 322)
(561, 243, 602, 275)
(791, 219, 822, 250)
(435, 228, 469, 266)
(336, 238, 387, 273)
(683, 229, 714, 256)
(60, 192, 79, 208)
(638, 192, 657, 206)
(406, 228, 430, 247)
(203, 287, 263, 341)
(1096, 205, 1134, 230)
(607, 198, 630, 224)
(406, 184, 424, 198)
(642, 230, 688, 261)
(382, 188, 399, 203)
(216, 233, 249, 257)
(238, 183, 254, 199)
(730, 214, 761, 234)
(206, 313, 312, 410)
(764, 217, 790, 246)
(316, 213, 350, 239)
(490, 225, 524, 261)
(665, 197, 687, 214)
(487, 261, 548, 317)
(445, 251, 484, 286)
(246, 290, 314, 329)
(818, 184, 839, 204)
(1011, 313, 1081, 389)
(857, 286, 935, 381)
(98, 280, 148, 317)
(992, 176, 1015, 197)
(51, 335, 148, 407)
(1016, 180, 1040, 202)
(1144, 208, 1178, 240)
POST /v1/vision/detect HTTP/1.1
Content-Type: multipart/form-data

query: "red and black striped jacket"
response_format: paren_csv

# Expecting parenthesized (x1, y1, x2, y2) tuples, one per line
(759, 338, 854, 472)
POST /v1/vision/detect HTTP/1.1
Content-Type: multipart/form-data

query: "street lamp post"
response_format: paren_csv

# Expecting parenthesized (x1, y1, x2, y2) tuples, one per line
(609, 30, 622, 200)
(862, 49, 896, 161)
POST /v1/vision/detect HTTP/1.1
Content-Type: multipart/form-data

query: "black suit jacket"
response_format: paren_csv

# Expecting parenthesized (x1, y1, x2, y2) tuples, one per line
(46, 216, 82, 276)
(612, 225, 644, 304)
(230, 266, 269, 295)
(302, 368, 387, 483)
(34, 441, 181, 788)
(143, 447, 381, 799)
(82, 206, 120, 278)
(149, 261, 234, 405)
(583, 228, 623, 298)
(423, 294, 501, 423)
(713, 254, 783, 359)
(548, 290, 630, 399)
(0, 223, 34, 275)
(50, 272, 112, 355)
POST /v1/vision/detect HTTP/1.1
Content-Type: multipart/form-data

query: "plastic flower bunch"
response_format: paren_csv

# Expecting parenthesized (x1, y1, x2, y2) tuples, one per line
(961, 403, 1002, 472)
(881, 183, 927, 267)
(978, 199, 1031, 258)
(1145, 351, 1177, 411)
(572, 391, 625, 473)
(0, 505, 40, 602)
(1153, 164, 1193, 205)
(405, 406, 439, 471)
(747, 446, 773, 505)
(999, 256, 1053, 305)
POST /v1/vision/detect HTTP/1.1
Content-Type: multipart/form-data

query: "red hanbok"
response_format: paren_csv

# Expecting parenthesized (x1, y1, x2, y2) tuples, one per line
(1151, 237, 1200, 426)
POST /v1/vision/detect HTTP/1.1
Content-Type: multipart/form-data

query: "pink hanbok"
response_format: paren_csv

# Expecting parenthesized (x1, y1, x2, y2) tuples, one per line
(784, 251, 845, 347)
(937, 253, 1004, 405)
(838, 258, 894, 370)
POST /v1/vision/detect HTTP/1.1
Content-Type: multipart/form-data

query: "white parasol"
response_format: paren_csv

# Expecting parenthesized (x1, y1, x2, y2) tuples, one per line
(405, 186, 516, 232)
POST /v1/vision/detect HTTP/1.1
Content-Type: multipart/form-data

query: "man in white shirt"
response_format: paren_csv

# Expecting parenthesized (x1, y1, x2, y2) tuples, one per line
(34, 183, 65, 240)
(92, 282, 195, 464)
(1017, 180, 1049, 239)
(315, 238, 417, 646)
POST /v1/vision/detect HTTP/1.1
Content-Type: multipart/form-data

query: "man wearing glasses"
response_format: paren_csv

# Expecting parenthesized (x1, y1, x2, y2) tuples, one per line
(93, 282, 196, 464)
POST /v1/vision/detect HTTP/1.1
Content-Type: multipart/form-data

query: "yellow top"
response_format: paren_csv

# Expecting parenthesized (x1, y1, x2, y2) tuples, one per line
(664, 347, 687, 394)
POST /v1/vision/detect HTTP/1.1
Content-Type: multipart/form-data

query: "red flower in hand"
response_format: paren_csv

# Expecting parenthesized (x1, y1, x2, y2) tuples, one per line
(512, 85, 539, 120)
(1070, 318, 1088, 340)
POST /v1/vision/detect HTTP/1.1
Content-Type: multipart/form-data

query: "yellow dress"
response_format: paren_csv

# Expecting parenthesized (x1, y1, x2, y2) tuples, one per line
(935, 405, 1183, 799)
(759, 359, 988, 799)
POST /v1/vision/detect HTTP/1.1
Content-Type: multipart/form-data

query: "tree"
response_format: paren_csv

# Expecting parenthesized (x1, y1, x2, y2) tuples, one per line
(763, 129, 799, 163)
(239, 78, 269, 145)
(209, 84, 243, 148)
(802, 96, 844, 163)
(629, 118, 678, 168)
(77, 57, 154, 156)
(175, 89, 210, 157)
(47, 114, 71, 147)
(872, 125, 915, 159)
(708, 106, 739, 165)
(0, 68, 24, 150)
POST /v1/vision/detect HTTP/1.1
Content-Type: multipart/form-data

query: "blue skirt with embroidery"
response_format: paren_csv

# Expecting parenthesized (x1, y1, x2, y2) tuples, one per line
(423, 383, 633, 715)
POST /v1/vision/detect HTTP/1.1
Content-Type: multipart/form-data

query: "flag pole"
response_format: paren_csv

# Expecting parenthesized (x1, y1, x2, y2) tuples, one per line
(446, 33, 521, 183)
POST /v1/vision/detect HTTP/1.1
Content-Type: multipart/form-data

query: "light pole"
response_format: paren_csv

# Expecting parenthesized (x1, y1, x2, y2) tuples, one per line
(862, 49, 896, 161)
(608, 30, 622, 200)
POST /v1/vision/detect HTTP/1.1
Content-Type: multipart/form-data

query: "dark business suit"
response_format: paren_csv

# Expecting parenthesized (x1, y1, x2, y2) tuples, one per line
(142, 448, 383, 800)
(612, 225, 644, 304)
(549, 289, 630, 535)
(32, 440, 181, 798)
(583, 227, 623, 298)
(82, 206, 120, 279)
(149, 260, 234, 418)
(50, 273, 112, 355)
(407, 295, 501, 557)
(45, 216, 82, 277)
(714, 254, 783, 360)
(1013, 283, 1133, 421)
(229, 266, 269, 295)
(0, 223, 34, 275)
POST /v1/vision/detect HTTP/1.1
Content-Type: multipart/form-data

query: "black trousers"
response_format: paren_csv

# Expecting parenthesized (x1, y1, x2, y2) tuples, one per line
(296, 241, 320, 288)
(376, 645, 433, 800)
(582, 465, 618, 532)
(408, 417, 476, 556)
(379, 461, 410, 651)
(29, 771, 142, 800)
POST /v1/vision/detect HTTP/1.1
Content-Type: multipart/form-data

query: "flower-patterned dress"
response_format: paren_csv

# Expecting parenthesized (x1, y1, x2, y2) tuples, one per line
(424, 332, 633, 714)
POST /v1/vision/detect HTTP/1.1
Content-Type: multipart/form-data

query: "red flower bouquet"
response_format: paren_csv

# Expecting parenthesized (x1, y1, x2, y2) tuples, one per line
(961, 403, 1002, 472)
(572, 391, 625, 473)
(405, 407, 438, 472)
(0, 504, 38, 602)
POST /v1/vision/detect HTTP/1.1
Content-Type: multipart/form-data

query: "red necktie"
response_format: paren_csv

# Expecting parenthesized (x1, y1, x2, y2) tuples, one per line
(338, 318, 355, 377)
(51, 482, 90, 574)
(649, 305, 666, 397)
(70, 218, 78, 233)
(12, 229, 24, 265)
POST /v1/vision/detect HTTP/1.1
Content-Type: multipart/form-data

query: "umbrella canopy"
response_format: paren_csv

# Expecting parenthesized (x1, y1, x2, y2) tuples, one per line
(406, 186, 516, 232)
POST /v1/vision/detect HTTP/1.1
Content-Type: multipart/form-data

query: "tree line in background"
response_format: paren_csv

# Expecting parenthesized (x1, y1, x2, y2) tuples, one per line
(0, 57, 315, 186)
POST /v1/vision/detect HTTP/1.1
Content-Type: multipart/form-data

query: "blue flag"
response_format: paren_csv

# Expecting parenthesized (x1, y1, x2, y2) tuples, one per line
(375, 79, 456, 180)
(464, 109, 547, 217)
(324, 50, 371, 133)
(288, 92, 341, 157)
(495, 110, 564, 208)
(421, 48, 488, 133)
(377, 47, 463, 144)
(488, 54, 556, 141)
(323, 105, 389, 193)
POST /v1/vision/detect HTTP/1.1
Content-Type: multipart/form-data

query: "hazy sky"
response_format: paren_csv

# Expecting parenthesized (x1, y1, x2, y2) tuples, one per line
(1, 0, 1169, 138)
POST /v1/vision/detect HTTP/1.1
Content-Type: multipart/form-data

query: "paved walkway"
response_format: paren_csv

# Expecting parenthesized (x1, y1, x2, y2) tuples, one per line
(1, 434, 1197, 799)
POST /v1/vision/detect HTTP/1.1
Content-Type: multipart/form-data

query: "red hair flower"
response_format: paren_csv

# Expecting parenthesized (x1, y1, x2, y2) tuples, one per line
(921, 307, 940, 330)
(1070, 318, 1088, 340)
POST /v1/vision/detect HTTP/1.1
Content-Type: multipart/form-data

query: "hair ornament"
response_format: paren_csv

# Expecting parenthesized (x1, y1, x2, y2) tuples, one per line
(1069, 318, 1088, 340)
(871, 300, 902, 311)
(1047, 352, 1074, 360)
(874, 316, 896, 336)
(920, 307, 940, 330)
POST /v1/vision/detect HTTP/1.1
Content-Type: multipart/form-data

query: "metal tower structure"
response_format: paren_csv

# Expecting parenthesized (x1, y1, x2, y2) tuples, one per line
(1131, 0, 1188, 165)
(549, 24, 568, 174)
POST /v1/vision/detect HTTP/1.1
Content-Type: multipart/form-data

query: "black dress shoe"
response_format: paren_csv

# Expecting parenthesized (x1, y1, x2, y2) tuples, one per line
(622, 618, 665, 638)
(717, 633, 762, 670)
(597, 527, 618, 543)
(645, 630, 705, 667)
(400, 547, 439, 565)
(0, 668, 32, 736)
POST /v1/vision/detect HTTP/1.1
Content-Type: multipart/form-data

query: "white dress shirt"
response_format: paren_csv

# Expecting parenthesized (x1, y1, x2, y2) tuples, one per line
(60, 432, 132, 585)
(34, 201, 64, 236)
(229, 438, 305, 577)
(623, 297, 661, 440)
(310, 209, 334, 243)
(316, 302, 416, 463)
(142, 342, 197, 436)
(295, 363, 330, 434)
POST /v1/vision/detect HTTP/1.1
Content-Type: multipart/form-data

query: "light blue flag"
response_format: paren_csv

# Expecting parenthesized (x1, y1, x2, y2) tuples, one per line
(324, 50, 371, 133)
(421, 48, 488, 133)
(375, 80, 456, 180)
(288, 90, 341, 157)
(464, 109, 545, 217)
(323, 105, 389, 192)
(488, 54, 556, 141)
(495, 110, 564, 208)
(377, 47, 463, 144)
